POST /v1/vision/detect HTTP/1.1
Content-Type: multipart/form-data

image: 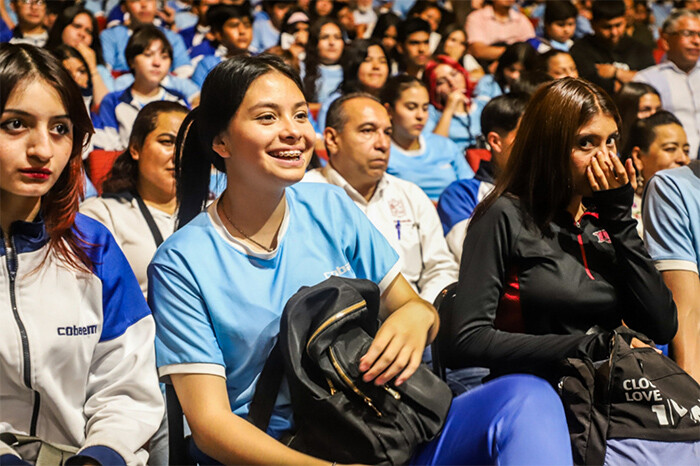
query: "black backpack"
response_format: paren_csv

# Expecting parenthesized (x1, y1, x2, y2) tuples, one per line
(248, 276, 453, 465)
(558, 326, 700, 465)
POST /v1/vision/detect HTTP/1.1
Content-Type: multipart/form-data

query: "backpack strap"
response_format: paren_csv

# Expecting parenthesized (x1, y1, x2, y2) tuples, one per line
(247, 341, 284, 432)
(689, 160, 700, 179)
(0, 432, 78, 466)
(132, 190, 165, 247)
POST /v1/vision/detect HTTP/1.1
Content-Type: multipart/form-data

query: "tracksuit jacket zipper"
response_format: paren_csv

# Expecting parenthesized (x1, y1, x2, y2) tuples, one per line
(3, 235, 41, 435)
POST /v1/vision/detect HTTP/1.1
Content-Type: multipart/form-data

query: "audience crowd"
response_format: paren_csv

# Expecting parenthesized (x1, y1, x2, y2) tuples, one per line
(1, 0, 699, 464)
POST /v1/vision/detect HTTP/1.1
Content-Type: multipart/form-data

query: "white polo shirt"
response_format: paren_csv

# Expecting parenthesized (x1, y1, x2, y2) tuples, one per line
(80, 193, 176, 297)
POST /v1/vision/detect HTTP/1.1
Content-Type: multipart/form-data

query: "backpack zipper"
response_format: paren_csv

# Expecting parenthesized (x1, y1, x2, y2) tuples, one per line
(306, 300, 367, 355)
(328, 346, 383, 417)
(3, 235, 41, 435)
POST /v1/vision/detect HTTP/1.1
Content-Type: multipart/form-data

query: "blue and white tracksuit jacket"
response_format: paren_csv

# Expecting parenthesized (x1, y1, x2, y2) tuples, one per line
(94, 85, 189, 151)
(0, 214, 163, 466)
(100, 25, 191, 75)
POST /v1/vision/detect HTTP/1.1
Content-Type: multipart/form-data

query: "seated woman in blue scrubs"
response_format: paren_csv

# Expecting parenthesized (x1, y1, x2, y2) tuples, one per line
(147, 54, 573, 465)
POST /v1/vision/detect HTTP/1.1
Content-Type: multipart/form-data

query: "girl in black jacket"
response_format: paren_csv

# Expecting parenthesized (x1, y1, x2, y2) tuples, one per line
(446, 77, 677, 382)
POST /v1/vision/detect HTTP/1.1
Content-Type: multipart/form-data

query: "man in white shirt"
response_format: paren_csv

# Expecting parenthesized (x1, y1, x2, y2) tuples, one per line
(303, 93, 459, 303)
(635, 9, 700, 158)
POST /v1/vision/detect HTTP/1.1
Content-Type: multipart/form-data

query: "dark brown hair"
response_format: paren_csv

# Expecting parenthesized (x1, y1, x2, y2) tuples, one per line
(0, 43, 94, 271)
(472, 78, 621, 232)
(102, 101, 188, 194)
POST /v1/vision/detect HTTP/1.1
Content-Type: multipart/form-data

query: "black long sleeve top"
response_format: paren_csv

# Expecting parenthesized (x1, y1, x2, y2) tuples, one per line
(569, 34, 655, 96)
(445, 184, 677, 382)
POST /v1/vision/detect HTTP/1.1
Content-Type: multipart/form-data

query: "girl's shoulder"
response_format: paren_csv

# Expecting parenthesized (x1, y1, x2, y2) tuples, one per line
(288, 182, 355, 211)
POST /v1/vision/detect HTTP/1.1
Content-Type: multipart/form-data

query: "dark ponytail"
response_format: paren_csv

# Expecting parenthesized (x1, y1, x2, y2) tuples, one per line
(175, 108, 218, 227)
(175, 54, 304, 228)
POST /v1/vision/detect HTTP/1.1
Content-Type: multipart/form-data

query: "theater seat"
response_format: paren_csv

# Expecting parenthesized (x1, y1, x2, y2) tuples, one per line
(430, 282, 458, 381)
(88, 149, 121, 194)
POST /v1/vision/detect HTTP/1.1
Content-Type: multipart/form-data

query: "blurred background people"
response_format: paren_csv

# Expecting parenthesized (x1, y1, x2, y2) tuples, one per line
(634, 8, 700, 159)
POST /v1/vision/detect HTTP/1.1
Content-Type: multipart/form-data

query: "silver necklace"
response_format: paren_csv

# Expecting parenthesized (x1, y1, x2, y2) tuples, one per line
(220, 197, 275, 253)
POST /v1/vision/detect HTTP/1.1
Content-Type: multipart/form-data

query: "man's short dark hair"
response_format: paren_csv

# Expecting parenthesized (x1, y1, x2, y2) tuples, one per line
(480, 92, 530, 136)
(592, 0, 626, 22)
(397, 17, 430, 44)
(125, 25, 173, 69)
(544, 0, 577, 24)
(326, 92, 382, 133)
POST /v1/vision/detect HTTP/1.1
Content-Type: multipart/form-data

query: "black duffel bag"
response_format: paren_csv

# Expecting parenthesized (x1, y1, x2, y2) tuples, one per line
(558, 326, 700, 465)
(247, 276, 452, 466)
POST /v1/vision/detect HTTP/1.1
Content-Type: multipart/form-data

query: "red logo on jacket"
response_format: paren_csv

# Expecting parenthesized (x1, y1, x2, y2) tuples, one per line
(592, 229, 612, 244)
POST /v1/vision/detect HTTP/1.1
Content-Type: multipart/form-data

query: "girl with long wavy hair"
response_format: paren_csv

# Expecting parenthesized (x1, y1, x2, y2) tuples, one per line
(301, 17, 344, 103)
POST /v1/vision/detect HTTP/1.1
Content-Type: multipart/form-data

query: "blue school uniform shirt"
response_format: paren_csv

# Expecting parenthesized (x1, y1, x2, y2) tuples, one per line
(299, 62, 344, 104)
(315, 90, 341, 134)
(94, 85, 189, 151)
(424, 101, 485, 154)
(473, 74, 503, 101)
(643, 165, 700, 274)
(0, 16, 12, 42)
(113, 73, 199, 101)
(388, 132, 473, 201)
(192, 54, 222, 87)
(250, 10, 280, 53)
(100, 25, 191, 73)
(149, 183, 401, 439)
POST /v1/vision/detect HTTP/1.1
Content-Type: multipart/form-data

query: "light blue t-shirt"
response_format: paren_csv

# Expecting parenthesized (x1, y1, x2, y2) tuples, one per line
(149, 183, 401, 438)
(299, 62, 344, 104)
(424, 101, 485, 154)
(388, 132, 474, 201)
(250, 11, 280, 53)
(643, 165, 700, 274)
(473, 74, 503, 101)
(192, 54, 222, 87)
(315, 90, 341, 134)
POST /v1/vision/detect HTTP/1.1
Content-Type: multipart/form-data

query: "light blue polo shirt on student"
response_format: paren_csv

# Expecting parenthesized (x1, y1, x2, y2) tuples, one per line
(149, 183, 401, 438)
(388, 132, 474, 201)
(643, 165, 700, 274)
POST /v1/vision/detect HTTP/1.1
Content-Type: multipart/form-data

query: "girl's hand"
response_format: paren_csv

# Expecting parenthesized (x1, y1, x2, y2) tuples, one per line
(358, 300, 436, 387)
(587, 151, 637, 192)
(630, 337, 662, 354)
(76, 43, 97, 71)
(445, 89, 468, 112)
(157, 5, 176, 28)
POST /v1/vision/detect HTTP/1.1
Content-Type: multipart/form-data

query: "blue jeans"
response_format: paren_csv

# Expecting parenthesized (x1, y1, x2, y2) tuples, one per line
(411, 374, 573, 465)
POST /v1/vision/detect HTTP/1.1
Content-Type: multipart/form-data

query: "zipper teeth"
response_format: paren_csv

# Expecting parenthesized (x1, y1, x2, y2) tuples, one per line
(6, 238, 32, 388)
(305, 300, 366, 355)
(29, 392, 40, 436)
(328, 347, 382, 417)
(5, 236, 41, 435)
